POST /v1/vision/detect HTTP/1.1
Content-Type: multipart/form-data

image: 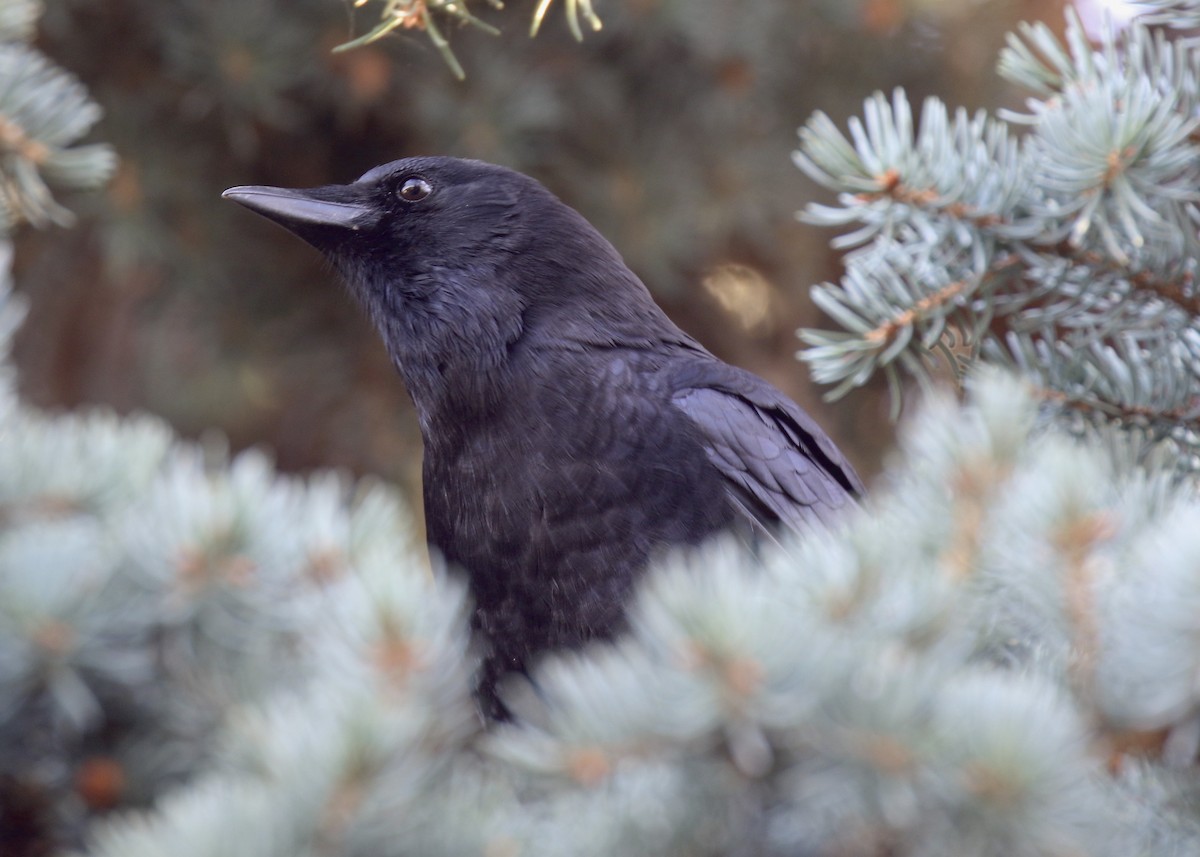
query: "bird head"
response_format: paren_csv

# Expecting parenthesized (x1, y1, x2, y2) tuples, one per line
(223, 157, 533, 332)
(224, 156, 668, 415)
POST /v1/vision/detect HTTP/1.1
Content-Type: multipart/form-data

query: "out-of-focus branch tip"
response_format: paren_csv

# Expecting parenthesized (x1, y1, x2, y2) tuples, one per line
(531, 0, 603, 39)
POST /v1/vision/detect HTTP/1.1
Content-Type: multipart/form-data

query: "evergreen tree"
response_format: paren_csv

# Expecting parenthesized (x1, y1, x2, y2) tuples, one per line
(4, 2, 1200, 856)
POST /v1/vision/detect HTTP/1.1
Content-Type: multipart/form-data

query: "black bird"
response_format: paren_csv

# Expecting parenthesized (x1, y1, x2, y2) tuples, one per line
(223, 157, 863, 716)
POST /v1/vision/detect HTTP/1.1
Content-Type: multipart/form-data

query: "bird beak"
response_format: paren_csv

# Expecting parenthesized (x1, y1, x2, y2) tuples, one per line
(222, 185, 378, 232)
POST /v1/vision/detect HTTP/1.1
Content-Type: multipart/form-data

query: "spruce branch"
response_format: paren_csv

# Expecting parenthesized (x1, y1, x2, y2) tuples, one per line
(0, 43, 115, 232)
(794, 11, 1200, 469)
(335, 0, 503, 80)
(530, 0, 602, 40)
(1135, 0, 1200, 29)
(1061, 244, 1200, 317)
(12, 326, 1200, 855)
(343, 0, 602, 79)
(0, 0, 38, 45)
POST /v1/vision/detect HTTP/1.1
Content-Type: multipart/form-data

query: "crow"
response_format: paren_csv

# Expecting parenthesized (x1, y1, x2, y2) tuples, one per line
(223, 157, 863, 717)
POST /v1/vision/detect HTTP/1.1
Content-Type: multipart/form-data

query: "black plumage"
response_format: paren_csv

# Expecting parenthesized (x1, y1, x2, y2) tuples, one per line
(223, 157, 863, 716)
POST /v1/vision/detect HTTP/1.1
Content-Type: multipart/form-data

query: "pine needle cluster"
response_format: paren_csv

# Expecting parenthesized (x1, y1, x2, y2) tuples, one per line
(344, 0, 602, 78)
(0, 0, 113, 232)
(794, 6, 1200, 471)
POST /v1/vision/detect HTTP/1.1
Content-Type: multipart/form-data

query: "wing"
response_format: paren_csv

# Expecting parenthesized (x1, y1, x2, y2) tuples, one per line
(671, 365, 863, 536)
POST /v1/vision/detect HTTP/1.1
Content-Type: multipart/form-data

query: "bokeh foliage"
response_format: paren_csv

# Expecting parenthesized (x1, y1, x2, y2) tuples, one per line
(794, 8, 1200, 471)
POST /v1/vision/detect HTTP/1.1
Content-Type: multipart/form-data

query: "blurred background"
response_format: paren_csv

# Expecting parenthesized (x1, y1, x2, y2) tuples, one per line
(17, 0, 1071, 510)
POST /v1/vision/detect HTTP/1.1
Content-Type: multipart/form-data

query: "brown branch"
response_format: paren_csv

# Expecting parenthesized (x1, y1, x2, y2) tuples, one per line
(862, 171, 1200, 319)
(981, 307, 1200, 424)
(1055, 511, 1116, 698)
(0, 114, 49, 165)
(939, 458, 1007, 583)
(863, 279, 968, 345)
(984, 308, 1197, 423)
(864, 254, 1022, 348)
(1035, 384, 1199, 425)
(858, 169, 1006, 230)
(1128, 268, 1200, 316)
(1052, 243, 1200, 318)
(1103, 146, 1136, 187)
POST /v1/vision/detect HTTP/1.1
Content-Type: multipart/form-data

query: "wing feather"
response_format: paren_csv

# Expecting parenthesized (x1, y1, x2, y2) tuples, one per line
(671, 369, 863, 534)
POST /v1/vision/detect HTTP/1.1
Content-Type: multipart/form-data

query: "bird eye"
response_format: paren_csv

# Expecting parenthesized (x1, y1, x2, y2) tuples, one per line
(398, 176, 432, 202)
